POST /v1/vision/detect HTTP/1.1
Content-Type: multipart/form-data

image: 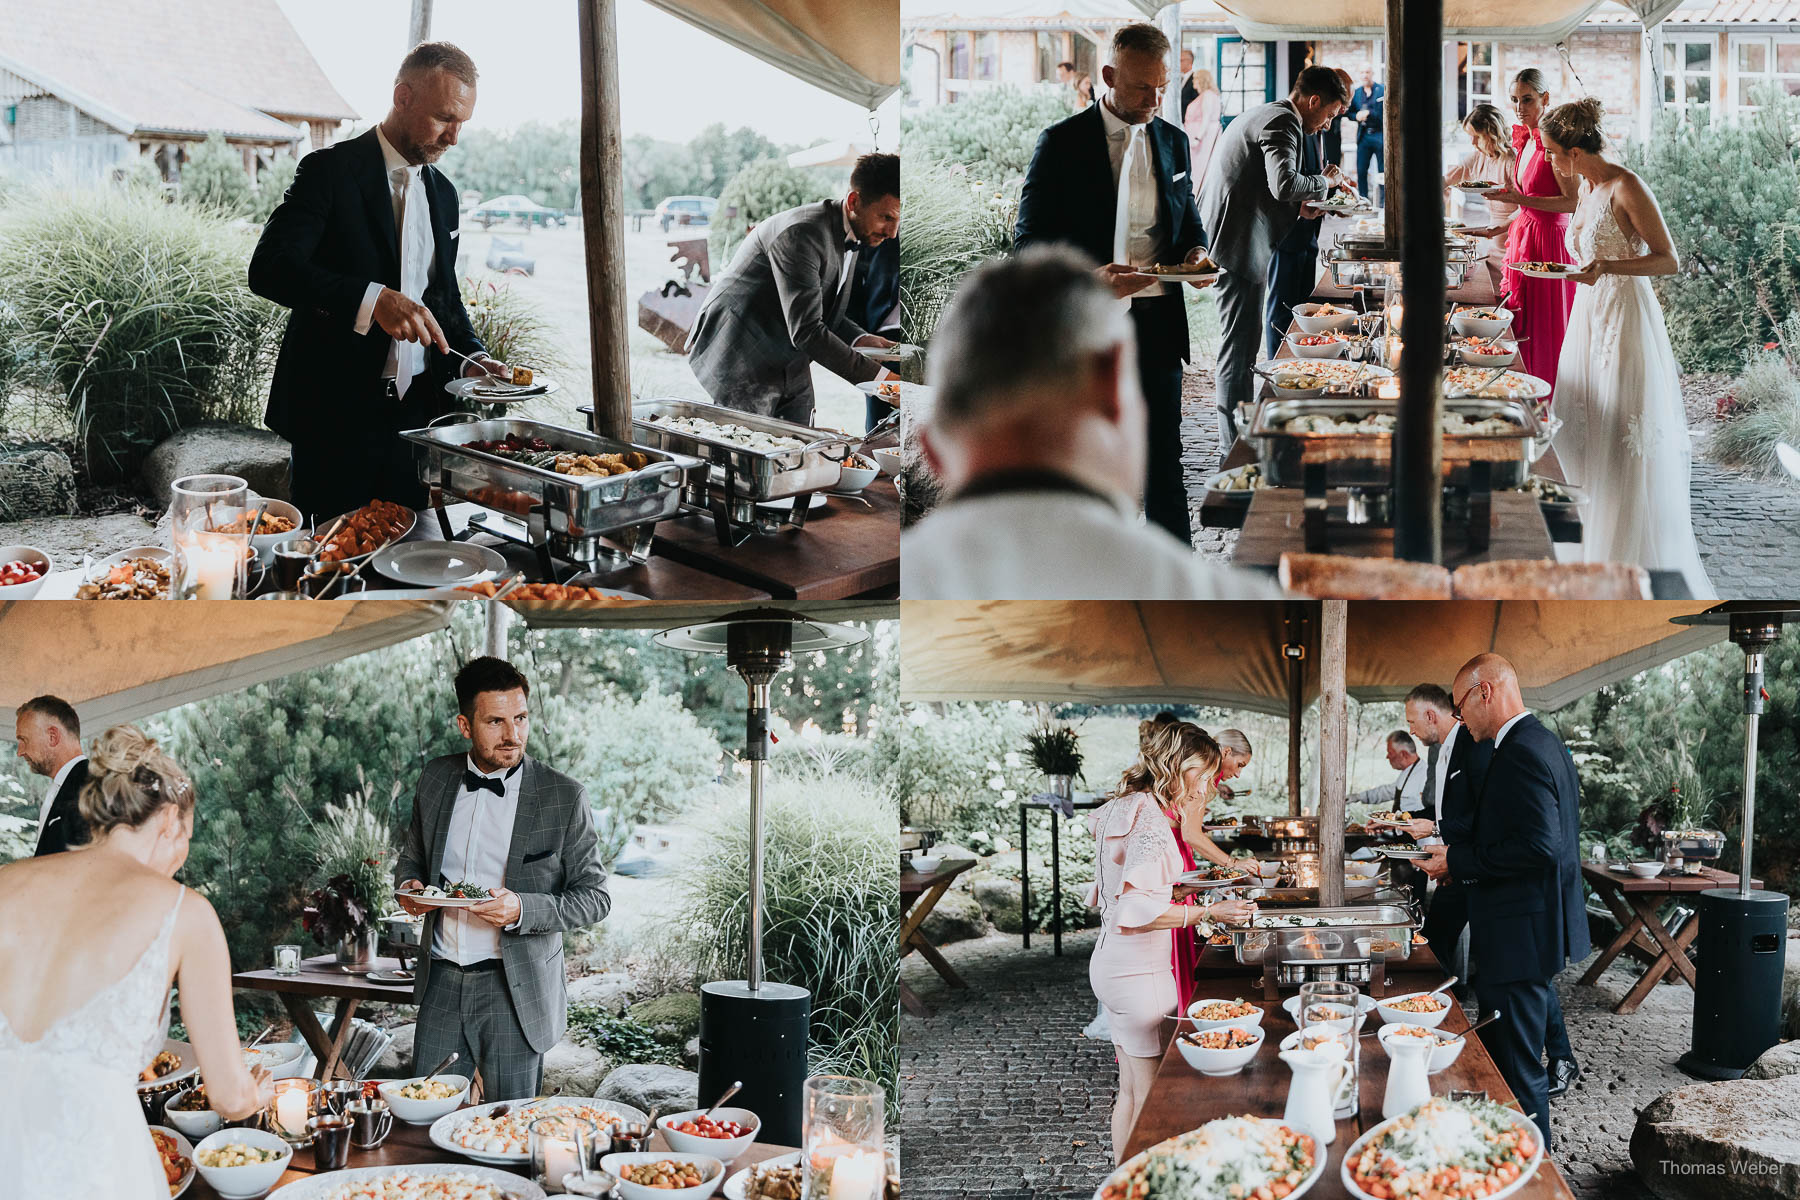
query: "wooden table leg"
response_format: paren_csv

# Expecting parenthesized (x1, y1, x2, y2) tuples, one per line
(899, 881, 951, 950)
(907, 934, 969, 989)
(901, 979, 930, 1018)
(280, 993, 349, 1080)
(1612, 895, 1698, 1014)
(1579, 883, 1648, 986)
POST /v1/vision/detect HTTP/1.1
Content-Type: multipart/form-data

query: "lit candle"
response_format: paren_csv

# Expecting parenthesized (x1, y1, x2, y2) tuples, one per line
(1391, 301, 1404, 327)
(275, 1087, 308, 1138)
(542, 1137, 580, 1193)
(179, 531, 240, 600)
(1378, 379, 1401, 400)
(827, 1149, 884, 1200)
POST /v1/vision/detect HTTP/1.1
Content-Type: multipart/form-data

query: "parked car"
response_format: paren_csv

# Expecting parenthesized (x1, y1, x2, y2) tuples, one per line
(655, 195, 717, 232)
(469, 194, 567, 228)
(485, 236, 535, 276)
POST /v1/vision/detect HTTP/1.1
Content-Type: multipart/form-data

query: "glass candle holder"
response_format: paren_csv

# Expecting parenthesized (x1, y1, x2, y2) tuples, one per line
(169, 474, 253, 600)
(273, 944, 302, 975)
(530, 1115, 597, 1195)
(1298, 981, 1364, 1119)
(269, 1077, 318, 1144)
(804, 1076, 885, 1200)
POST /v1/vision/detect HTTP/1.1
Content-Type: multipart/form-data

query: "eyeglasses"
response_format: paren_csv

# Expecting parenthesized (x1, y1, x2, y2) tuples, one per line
(1450, 682, 1481, 721)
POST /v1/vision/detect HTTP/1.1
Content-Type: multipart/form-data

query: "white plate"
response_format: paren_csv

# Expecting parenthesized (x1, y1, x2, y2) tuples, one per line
(1340, 1100, 1543, 1200)
(1176, 869, 1253, 888)
(444, 375, 560, 404)
(855, 379, 926, 406)
(1515, 264, 1577, 280)
(1445, 370, 1550, 401)
(366, 969, 416, 984)
(139, 1038, 198, 1091)
(754, 493, 828, 512)
(853, 342, 922, 362)
(429, 1096, 650, 1165)
(151, 1125, 197, 1199)
(270, 1162, 547, 1199)
(1378, 846, 1429, 860)
(396, 889, 487, 908)
(242, 1041, 307, 1079)
(1126, 267, 1221, 282)
(1094, 1117, 1327, 1200)
(371, 541, 508, 587)
(722, 1150, 803, 1200)
(1454, 182, 1505, 193)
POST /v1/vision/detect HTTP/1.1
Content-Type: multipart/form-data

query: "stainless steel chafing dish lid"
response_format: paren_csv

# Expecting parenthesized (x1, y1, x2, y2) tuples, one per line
(630, 398, 850, 464)
(403, 418, 700, 494)
(1218, 903, 1420, 932)
(1250, 396, 1543, 440)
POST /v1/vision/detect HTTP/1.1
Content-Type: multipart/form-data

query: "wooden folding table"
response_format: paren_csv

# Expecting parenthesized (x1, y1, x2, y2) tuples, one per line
(1578, 863, 1761, 1013)
(900, 859, 976, 1016)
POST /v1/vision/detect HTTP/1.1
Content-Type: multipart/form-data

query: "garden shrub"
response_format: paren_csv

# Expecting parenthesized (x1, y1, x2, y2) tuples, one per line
(458, 278, 568, 376)
(566, 1004, 684, 1066)
(902, 83, 1074, 184)
(897, 158, 1016, 348)
(179, 132, 255, 217)
(248, 155, 299, 224)
(870, 702, 1034, 832)
(1628, 90, 1800, 370)
(708, 159, 835, 265)
(0, 187, 282, 479)
(1710, 314, 1800, 476)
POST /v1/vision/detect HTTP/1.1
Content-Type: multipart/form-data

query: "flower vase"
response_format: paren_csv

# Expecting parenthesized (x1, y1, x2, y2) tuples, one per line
(335, 929, 377, 967)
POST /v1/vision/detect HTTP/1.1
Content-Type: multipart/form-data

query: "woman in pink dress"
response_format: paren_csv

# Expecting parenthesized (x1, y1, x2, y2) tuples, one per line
(1443, 103, 1519, 276)
(1183, 69, 1222, 202)
(1086, 722, 1257, 1161)
(1483, 68, 1580, 404)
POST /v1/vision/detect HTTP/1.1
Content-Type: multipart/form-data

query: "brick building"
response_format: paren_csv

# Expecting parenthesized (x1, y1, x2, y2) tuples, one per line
(0, 0, 357, 186)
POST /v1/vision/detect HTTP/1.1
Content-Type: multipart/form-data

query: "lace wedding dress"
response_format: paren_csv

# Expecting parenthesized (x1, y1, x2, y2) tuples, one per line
(1554, 182, 1716, 598)
(0, 888, 184, 1196)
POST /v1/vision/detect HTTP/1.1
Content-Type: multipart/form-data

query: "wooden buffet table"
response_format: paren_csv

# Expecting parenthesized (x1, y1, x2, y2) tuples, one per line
(900, 858, 977, 1017)
(1579, 863, 1761, 1013)
(232, 955, 416, 1082)
(1122, 965, 1577, 1200)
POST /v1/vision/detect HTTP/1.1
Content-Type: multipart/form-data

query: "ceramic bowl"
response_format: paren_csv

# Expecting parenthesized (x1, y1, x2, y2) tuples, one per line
(0, 545, 51, 599)
(191, 1127, 293, 1198)
(1286, 333, 1351, 359)
(1184, 998, 1265, 1033)
(657, 1107, 761, 1160)
(601, 1151, 726, 1200)
(1375, 990, 1453, 1029)
(378, 1073, 472, 1124)
(1628, 861, 1665, 879)
(1292, 303, 1363, 335)
(1174, 1023, 1265, 1076)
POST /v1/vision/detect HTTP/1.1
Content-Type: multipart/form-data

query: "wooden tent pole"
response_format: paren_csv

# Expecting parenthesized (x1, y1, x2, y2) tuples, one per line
(577, 0, 633, 439)
(1285, 604, 1305, 817)
(1318, 601, 1348, 907)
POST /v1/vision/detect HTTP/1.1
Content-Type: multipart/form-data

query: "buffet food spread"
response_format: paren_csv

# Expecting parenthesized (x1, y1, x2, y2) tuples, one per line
(1347, 1098, 1539, 1200)
(1178, 1027, 1260, 1050)
(77, 556, 171, 600)
(450, 1101, 631, 1156)
(640, 413, 808, 454)
(1100, 1116, 1317, 1200)
(1274, 411, 1522, 436)
(301, 1171, 524, 1200)
(152, 1128, 191, 1196)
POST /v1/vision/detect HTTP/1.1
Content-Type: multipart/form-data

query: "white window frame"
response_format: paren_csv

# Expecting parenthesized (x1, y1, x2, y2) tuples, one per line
(1729, 33, 1800, 115)
(1464, 41, 1499, 114)
(1663, 35, 1716, 115)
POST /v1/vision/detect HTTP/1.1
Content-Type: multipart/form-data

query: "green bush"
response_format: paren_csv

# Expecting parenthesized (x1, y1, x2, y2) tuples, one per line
(179, 132, 254, 217)
(1710, 322, 1800, 476)
(1628, 90, 1800, 370)
(708, 159, 835, 266)
(869, 702, 1034, 833)
(439, 120, 581, 211)
(248, 155, 299, 224)
(0, 187, 282, 479)
(566, 1004, 685, 1066)
(452, 277, 570, 416)
(901, 83, 1073, 183)
(527, 688, 721, 827)
(679, 776, 899, 1117)
(897, 157, 1016, 349)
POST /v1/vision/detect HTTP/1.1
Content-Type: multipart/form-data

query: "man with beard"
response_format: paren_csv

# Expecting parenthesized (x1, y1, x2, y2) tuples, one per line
(250, 42, 504, 521)
(395, 657, 609, 1100)
(14, 695, 89, 856)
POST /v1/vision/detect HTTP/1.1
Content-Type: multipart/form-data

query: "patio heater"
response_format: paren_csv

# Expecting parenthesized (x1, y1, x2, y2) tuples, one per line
(653, 609, 871, 1144)
(1669, 602, 1795, 1080)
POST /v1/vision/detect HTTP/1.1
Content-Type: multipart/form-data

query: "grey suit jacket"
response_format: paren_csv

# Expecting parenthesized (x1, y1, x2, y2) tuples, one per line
(1199, 99, 1335, 280)
(394, 754, 611, 1054)
(686, 199, 879, 419)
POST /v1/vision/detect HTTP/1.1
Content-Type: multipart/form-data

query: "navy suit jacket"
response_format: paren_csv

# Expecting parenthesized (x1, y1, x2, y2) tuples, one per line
(1014, 103, 1207, 365)
(1353, 85, 1385, 140)
(33, 758, 90, 856)
(1436, 723, 1493, 848)
(249, 128, 484, 444)
(1447, 714, 1591, 985)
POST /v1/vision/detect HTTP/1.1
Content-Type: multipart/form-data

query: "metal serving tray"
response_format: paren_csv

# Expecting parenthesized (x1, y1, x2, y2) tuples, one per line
(402, 417, 700, 553)
(1220, 903, 1419, 965)
(630, 398, 850, 504)
(1248, 395, 1543, 489)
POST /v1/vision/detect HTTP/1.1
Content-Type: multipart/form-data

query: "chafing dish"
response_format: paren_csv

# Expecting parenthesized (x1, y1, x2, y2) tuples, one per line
(1221, 903, 1419, 966)
(1248, 396, 1543, 489)
(402, 417, 701, 570)
(1328, 247, 1472, 291)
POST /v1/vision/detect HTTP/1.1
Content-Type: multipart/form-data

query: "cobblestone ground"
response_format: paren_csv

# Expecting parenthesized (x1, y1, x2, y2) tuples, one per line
(1177, 367, 1800, 594)
(903, 926, 1694, 1200)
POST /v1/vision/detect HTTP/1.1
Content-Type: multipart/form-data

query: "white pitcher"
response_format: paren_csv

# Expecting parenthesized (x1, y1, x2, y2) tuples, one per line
(1279, 1041, 1347, 1146)
(1381, 1032, 1434, 1120)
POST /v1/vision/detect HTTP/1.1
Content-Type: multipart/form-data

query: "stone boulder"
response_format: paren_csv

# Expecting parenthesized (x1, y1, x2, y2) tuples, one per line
(1630, 1074, 1800, 1200)
(1744, 1040, 1800, 1080)
(1781, 935, 1800, 1040)
(594, 1063, 699, 1114)
(626, 993, 701, 1044)
(140, 423, 292, 502)
(0, 511, 160, 570)
(567, 971, 636, 1014)
(0, 444, 76, 520)
(371, 1022, 417, 1078)
(920, 888, 989, 945)
(542, 1039, 618, 1097)
(970, 873, 1024, 934)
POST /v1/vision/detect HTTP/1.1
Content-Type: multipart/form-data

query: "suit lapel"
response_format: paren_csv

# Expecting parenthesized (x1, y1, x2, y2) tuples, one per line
(503, 757, 539, 888)
(358, 128, 401, 282)
(1082, 104, 1118, 236)
(427, 758, 458, 885)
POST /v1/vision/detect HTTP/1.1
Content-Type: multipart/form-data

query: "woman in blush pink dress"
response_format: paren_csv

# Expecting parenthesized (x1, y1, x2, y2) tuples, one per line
(1183, 69, 1222, 202)
(1482, 68, 1580, 405)
(1086, 722, 1258, 1162)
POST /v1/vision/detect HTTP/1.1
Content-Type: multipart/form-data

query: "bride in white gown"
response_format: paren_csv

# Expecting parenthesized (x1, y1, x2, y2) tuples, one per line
(0, 727, 271, 1195)
(1539, 97, 1715, 598)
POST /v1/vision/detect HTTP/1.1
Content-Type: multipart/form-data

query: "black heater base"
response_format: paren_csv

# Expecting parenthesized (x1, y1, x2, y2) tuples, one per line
(1677, 888, 1789, 1081)
(698, 980, 811, 1145)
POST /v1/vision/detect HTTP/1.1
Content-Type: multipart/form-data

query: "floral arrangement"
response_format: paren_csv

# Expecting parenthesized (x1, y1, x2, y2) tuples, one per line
(302, 874, 373, 945)
(1023, 720, 1083, 781)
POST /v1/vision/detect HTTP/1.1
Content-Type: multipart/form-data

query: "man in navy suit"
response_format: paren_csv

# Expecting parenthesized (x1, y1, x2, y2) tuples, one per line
(250, 42, 503, 522)
(15, 695, 90, 857)
(1351, 68, 1385, 200)
(1015, 21, 1214, 545)
(1420, 655, 1589, 1151)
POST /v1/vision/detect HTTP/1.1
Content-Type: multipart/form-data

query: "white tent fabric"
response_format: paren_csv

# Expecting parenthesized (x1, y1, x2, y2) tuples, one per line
(787, 139, 874, 168)
(642, 0, 901, 110)
(0, 600, 453, 734)
(1215, 0, 1630, 41)
(899, 601, 1722, 714)
(902, 1, 1165, 21)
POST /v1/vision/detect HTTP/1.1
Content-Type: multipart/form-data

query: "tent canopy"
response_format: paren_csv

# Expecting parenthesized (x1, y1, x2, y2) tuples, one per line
(643, 0, 901, 110)
(900, 601, 1722, 715)
(1214, 0, 1689, 41)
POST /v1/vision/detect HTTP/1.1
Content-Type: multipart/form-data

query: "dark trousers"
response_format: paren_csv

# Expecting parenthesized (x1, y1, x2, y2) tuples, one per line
(1475, 975, 1553, 1151)
(1428, 883, 1575, 1066)
(1213, 268, 1265, 459)
(1357, 134, 1385, 200)
(288, 376, 433, 525)
(413, 960, 543, 1103)
(1265, 246, 1319, 360)
(1128, 301, 1193, 545)
(1544, 988, 1573, 1063)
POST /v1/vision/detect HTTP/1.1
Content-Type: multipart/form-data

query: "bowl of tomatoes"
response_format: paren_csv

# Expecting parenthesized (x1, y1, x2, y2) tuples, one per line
(1285, 332, 1351, 360)
(0, 546, 50, 599)
(657, 1106, 760, 1160)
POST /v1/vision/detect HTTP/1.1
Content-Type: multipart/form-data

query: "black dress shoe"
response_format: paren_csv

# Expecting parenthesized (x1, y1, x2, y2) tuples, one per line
(1546, 1057, 1580, 1098)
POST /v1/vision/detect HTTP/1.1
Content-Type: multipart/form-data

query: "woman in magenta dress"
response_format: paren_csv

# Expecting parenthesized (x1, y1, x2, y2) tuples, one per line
(1483, 68, 1580, 404)
(1086, 722, 1256, 1161)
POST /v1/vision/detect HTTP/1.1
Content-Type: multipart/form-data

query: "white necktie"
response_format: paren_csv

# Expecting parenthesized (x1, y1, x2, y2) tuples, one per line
(1113, 126, 1141, 264)
(392, 166, 420, 400)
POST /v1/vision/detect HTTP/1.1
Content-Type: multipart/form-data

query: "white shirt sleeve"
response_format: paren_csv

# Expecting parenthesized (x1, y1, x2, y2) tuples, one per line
(354, 280, 384, 336)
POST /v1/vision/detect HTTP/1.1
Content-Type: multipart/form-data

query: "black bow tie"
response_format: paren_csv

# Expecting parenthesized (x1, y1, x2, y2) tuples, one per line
(843, 236, 863, 253)
(463, 766, 517, 796)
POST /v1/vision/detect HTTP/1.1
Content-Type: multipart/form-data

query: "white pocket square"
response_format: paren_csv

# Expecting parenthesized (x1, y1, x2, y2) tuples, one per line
(1448, 770, 1463, 780)
(1173, 170, 1188, 182)
(449, 228, 461, 240)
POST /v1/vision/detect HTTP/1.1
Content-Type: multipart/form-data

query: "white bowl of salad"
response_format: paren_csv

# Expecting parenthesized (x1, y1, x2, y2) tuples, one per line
(1342, 1096, 1542, 1200)
(1184, 996, 1265, 1033)
(192, 1127, 293, 1198)
(380, 1073, 472, 1123)
(1375, 990, 1453, 1029)
(1096, 1115, 1324, 1200)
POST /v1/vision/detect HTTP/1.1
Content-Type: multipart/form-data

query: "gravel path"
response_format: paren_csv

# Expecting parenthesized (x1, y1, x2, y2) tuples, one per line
(902, 926, 1688, 1200)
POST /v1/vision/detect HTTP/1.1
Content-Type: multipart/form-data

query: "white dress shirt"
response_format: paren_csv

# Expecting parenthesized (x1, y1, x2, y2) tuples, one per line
(352, 125, 439, 396)
(431, 756, 522, 965)
(837, 202, 860, 300)
(38, 754, 86, 828)
(1349, 758, 1425, 812)
(1099, 94, 1168, 296)
(1492, 711, 1531, 748)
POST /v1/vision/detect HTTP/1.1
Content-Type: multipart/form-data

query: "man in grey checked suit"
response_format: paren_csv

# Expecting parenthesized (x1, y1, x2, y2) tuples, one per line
(687, 152, 901, 425)
(395, 656, 609, 1100)
(1200, 67, 1354, 457)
